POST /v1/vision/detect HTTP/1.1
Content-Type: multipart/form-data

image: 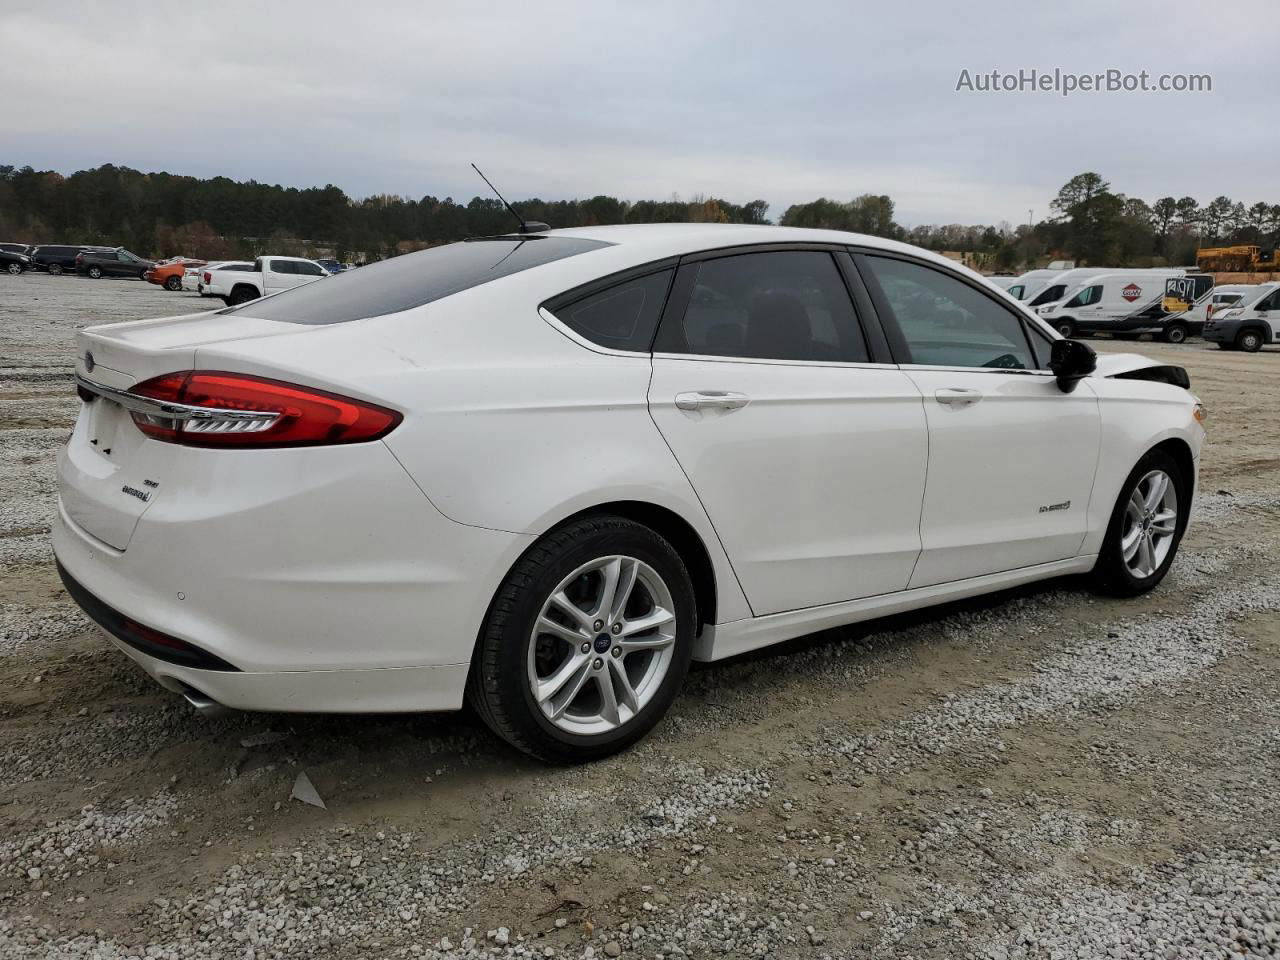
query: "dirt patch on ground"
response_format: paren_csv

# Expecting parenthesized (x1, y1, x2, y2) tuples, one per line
(1, 275, 1278, 959)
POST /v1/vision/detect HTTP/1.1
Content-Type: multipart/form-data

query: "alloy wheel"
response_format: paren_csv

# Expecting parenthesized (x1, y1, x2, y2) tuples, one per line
(1121, 469, 1178, 579)
(527, 555, 677, 736)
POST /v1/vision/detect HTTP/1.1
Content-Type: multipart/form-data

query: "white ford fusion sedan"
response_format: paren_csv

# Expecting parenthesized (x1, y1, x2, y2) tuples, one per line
(56, 224, 1205, 761)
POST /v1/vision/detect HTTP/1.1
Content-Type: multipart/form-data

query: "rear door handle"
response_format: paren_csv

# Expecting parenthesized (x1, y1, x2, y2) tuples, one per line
(934, 387, 983, 406)
(674, 391, 750, 413)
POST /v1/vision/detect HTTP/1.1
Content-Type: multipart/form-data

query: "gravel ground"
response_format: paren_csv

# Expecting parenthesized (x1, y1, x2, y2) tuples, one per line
(1, 273, 1279, 959)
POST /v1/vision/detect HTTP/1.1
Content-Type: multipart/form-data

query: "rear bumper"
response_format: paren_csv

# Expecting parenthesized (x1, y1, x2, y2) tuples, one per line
(54, 437, 534, 713)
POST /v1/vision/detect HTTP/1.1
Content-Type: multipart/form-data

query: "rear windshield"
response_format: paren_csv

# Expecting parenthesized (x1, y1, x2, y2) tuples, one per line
(224, 236, 610, 324)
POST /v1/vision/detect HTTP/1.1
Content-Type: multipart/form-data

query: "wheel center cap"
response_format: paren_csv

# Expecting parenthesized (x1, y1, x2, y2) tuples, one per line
(593, 634, 612, 653)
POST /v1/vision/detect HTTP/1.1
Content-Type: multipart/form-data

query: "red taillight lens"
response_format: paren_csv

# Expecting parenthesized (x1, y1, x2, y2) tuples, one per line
(129, 371, 402, 448)
(202, 271, 211, 283)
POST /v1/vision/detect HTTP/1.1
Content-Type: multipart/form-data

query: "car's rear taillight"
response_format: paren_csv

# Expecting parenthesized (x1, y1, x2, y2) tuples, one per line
(128, 371, 401, 448)
(202, 272, 211, 283)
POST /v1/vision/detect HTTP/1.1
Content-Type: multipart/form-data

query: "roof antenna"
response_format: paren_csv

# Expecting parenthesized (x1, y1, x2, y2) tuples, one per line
(470, 163, 549, 234)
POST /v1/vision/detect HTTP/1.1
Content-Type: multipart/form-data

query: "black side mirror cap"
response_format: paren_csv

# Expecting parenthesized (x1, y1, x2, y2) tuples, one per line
(1048, 338, 1097, 393)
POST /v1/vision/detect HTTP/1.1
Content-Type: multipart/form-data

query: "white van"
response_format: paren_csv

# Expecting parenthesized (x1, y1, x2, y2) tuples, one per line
(1197, 285, 1257, 324)
(1203, 282, 1280, 352)
(985, 276, 1018, 291)
(1021, 267, 1128, 310)
(1005, 268, 1060, 301)
(1035, 271, 1206, 342)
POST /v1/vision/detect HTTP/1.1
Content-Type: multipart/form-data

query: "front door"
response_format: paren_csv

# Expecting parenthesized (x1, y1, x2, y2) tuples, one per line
(647, 248, 929, 616)
(856, 253, 1101, 588)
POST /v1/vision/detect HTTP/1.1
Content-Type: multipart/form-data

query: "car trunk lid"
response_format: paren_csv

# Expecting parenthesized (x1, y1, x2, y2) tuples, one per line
(64, 312, 316, 550)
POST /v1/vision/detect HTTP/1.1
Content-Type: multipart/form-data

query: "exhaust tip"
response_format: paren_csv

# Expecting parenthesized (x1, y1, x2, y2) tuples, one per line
(181, 686, 231, 720)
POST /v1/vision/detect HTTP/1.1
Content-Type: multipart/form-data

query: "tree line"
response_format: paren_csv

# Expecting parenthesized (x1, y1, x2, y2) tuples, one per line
(1, 163, 1276, 270)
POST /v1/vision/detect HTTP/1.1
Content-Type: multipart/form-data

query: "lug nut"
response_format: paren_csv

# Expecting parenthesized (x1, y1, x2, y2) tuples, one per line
(611, 622, 622, 635)
(593, 619, 604, 632)
(612, 646, 622, 658)
(580, 642, 590, 653)
(593, 657, 603, 670)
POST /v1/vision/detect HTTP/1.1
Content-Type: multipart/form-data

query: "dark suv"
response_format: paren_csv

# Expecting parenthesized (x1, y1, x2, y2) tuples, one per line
(76, 247, 155, 279)
(31, 245, 108, 275)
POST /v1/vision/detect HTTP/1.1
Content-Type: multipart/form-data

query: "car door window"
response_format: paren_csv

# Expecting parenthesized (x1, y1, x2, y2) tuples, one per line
(654, 250, 868, 362)
(270, 260, 295, 274)
(861, 256, 1035, 370)
(1064, 284, 1102, 307)
(554, 269, 673, 352)
(297, 261, 325, 277)
(117, 251, 131, 262)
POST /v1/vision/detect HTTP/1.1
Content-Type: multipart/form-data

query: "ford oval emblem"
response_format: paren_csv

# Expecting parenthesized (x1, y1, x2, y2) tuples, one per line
(84, 351, 95, 373)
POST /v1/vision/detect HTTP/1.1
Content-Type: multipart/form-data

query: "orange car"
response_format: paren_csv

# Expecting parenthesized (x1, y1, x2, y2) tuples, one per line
(145, 257, 205, 291)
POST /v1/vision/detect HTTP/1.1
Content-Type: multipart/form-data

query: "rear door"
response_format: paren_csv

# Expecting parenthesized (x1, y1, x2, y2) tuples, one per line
(264, 259, 297, 294)
(855, 252, 1100, 587)
(647, 246, 928, 617)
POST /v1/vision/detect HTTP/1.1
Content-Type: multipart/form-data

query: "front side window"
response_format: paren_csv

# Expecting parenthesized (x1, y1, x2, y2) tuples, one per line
(654, 250, 868, 363)
(554, 270, 673, 352)
(117, 251, 131, 262)
(1007, 284, 1025, 299)
(1029, 283, 1066, 306)
(297, 261, 325, 276)
(861, 256, 1035, 370)
(1258, 288, 1280, 312)
(1064, 284, 1102, 308)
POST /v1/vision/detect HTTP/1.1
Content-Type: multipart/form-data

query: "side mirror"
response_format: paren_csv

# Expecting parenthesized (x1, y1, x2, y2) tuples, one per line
(1049, 338, 1097, 393)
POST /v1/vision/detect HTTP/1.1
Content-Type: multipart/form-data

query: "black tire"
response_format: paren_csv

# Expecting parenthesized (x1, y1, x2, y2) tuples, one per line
(1237, 328, 1264, 353)
(87, 265, 102, 279)
(1091, 448, 1188, 597)
(164, 275, 182, 291)
(48, 263, 63, 276)
(227, 285, 258, 306)
(467, 515, 697, 763)
(1161, 323, 1188, 344)
(1054, 319, 1077, 338)
(1215, 342, 1234, 350)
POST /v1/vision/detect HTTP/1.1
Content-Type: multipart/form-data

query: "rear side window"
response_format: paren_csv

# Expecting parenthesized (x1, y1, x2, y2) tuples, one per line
(269, 259, 297, 274)
(553, 270, 673, 352)
(226, 237, 610, 324)
(654, 250, 868, 363)
(861, 255, 1035, 370)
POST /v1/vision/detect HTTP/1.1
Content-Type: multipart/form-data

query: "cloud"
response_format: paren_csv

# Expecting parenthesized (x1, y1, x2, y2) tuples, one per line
(2, 0, 1275, 225)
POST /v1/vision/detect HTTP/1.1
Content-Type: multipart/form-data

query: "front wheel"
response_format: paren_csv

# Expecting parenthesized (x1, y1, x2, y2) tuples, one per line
(468, 515, 696, 763)
(1091, 448, 1187, 596)
(1054, 319, 1077, 338)
(164, 275, 182, 291)
(1237, 329, 1264, 353)
(5, 262, 20, 275)
(87, 265, 102, 279)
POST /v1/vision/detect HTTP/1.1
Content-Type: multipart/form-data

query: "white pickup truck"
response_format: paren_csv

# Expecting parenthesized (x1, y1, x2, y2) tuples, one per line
(207, 255, 330, 306)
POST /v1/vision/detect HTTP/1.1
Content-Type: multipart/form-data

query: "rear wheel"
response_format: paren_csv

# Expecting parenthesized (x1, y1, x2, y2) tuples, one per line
(227, 285, 257, 306)
(5, 262, 20, 275)
(87, 265, 102, 279)
(1091, 448, 1186, 597)
(1054, 319, 1077, 338)
(164, 275, 182, 291)
(468, 515, 696, 763)
(48, 263, 63, 276)
(1237, 329, 1264, 353)
(1161, 323, 1189, 344)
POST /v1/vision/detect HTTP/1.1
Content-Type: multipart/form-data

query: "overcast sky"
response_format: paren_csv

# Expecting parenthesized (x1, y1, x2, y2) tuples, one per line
(2, 0, 1275, 227)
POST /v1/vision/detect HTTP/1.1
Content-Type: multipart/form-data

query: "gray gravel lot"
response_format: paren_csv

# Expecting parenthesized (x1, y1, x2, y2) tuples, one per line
(1, 273, 1278, 959)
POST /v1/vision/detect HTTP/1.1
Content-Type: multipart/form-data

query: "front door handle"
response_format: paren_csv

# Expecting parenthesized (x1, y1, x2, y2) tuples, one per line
(934, 387, 983, 406)
(674, 391, 750, 413)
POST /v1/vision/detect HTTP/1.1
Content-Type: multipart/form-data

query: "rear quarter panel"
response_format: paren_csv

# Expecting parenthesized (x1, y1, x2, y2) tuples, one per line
(193, 279, 754, 624)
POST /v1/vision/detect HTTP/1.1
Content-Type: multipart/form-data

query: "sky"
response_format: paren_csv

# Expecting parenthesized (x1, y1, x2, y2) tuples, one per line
(1, 0, 1275, 227)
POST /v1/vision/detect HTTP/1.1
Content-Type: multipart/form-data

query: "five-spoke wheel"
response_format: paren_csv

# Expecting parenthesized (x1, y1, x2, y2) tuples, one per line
(1093, 448, 1187, 595)
(468, 515, 695, 763)
(1119, 469, 1178, 579)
